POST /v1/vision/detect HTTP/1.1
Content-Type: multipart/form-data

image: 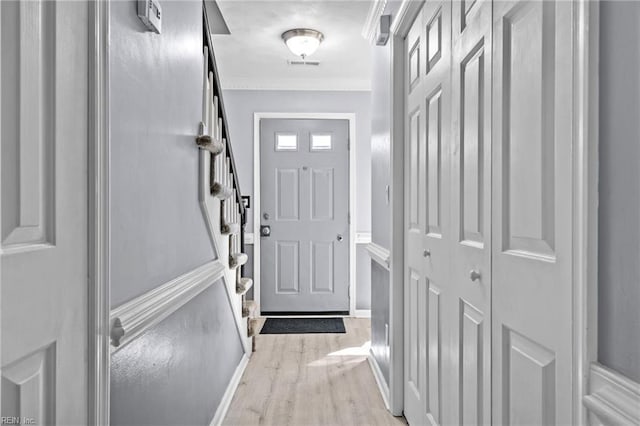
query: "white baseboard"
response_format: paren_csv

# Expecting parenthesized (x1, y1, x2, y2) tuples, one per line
(210, 353, 250, 426)
(354, 309, 371, 318)
(584, 362, 640, 425)
(368, 351, 390, 411)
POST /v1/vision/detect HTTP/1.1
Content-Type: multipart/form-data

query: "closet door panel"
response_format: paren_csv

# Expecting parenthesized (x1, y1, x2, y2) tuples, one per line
(404, 2, 453, 425)
(450, 0, 493, 424)
(492, 1, 575, 424)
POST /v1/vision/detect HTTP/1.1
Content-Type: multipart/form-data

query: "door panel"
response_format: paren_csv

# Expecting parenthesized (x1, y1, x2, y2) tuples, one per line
(404, 2, 452, 425)
(1, 1, 89, 423)
(450, 0, 493, 424)
(493, 1, 574, 424)
(276, 169, 300, 221)
(261, 119, 349, 312)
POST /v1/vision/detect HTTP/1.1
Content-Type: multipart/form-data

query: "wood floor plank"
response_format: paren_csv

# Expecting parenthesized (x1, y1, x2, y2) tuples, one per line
(223, 318, 407, 426)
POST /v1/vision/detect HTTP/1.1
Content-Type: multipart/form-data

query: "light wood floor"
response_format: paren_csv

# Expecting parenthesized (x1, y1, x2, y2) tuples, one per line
(223, 318, 407, 426)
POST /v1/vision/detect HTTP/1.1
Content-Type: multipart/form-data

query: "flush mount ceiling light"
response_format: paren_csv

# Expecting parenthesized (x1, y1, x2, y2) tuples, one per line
(282, 28, 324, 60)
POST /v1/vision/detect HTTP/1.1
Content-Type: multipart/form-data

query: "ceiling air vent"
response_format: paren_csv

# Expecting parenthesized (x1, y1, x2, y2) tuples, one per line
(287, 60, 321, 66)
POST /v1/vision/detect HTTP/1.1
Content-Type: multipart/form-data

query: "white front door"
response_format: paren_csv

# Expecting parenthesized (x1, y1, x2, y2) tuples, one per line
(1, 1, 89, 424)
(492, 1, 575, 423)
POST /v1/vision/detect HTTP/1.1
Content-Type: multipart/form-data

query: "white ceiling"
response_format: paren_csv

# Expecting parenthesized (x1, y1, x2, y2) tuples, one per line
(212, 1, 373, 91)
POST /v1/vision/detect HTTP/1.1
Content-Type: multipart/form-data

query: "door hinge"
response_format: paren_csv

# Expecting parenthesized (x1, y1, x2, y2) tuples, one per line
(348, 212, 351, 224)
(347, 138, 350, 151)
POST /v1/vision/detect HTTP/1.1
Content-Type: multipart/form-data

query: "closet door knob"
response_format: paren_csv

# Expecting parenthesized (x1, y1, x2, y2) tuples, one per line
(423, 250, 431, 257)
(469, 270, 481, 282)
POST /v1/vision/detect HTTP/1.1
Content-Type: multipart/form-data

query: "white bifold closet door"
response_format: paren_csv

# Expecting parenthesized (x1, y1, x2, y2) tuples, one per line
(404, 1, 454, 425)
(403, 0, 578, 424)
(492, 1, 576, 424)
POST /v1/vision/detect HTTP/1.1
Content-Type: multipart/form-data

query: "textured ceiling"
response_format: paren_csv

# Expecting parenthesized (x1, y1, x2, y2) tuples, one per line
(212, 0, 373, 91)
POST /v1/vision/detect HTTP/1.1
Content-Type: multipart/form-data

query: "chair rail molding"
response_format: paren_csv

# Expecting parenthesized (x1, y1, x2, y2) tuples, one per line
(366, 242, 391, 270)
(356, 232, 372, 244)
(109, 261, 225, 352)
(583, 363, 640, 425)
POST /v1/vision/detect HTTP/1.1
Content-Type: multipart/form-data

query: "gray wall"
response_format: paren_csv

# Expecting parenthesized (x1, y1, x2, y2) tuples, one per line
(109, 2, 245, 424)
(370, 34, 393, 249)
(356, 245, 372, 310)
(111, 281, 244, 426)
(223, 89, 372, 310)
(598, 0, 640, 383)
(110, 0, 214, 308)
(368, 5, 400, 384)
(371, 262, 390, 383)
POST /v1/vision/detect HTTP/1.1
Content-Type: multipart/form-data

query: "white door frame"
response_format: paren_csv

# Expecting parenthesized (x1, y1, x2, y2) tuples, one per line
(253, 112, 357, 315)
(88, 0, 111, 424)
(388, 0, 599, 420)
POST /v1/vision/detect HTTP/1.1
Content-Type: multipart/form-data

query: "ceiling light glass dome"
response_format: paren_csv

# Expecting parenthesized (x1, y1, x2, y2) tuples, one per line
(282, 28, 324, 59)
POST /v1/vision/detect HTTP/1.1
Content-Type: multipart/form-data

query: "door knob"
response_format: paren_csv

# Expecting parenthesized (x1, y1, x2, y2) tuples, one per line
(423, 249, 431, 257)
(260, 225, 271, 237)
(469, 270, 481, 282)
(337, 234, 344, 242)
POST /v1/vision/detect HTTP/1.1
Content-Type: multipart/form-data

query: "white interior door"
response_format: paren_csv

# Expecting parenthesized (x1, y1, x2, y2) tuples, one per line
(403, 2, 452, 424)
(492, 1, 575, 424)
(448, 0, 493, 424)
(1, 1, 89, 424)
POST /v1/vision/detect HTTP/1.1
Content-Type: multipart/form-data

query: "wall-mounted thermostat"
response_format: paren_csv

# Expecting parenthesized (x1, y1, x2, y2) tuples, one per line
(138, 0, 162, 34)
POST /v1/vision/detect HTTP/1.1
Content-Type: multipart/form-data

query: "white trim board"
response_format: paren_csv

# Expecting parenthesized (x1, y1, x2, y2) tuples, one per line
(253, 112, 358, 316)
(385, 0, 425, 415)
(247, 232, 370, 246)
(583, 363, 640, 425)
(573, 1, 600, 422)
(362, 0, 388, 43)
(366, 242, 391, 271)
(88, 0, 111, 423)
(210, 354, 250, 426)
(355, 232, 372, 244)
(110, 261, 226, 353)
(368, 352, 390, 411)
(354, 309, 371, 318)
(222, 78, 372, 92)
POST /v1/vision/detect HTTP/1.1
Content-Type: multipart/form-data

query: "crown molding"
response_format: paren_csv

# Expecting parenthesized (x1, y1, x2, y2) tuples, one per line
(221, 77, 372, 92)
(362, 0, 388, 44)
(390, 0, 425, 36)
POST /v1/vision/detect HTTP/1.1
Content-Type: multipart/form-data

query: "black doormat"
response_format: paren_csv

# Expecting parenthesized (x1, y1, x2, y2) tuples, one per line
(260, 317, 346, 334)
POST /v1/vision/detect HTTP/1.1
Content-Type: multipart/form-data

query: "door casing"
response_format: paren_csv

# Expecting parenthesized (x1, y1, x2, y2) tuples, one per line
(252, 112, 358, 316)
(387, 0, 600, 422)
(88, 0, 111, 423)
